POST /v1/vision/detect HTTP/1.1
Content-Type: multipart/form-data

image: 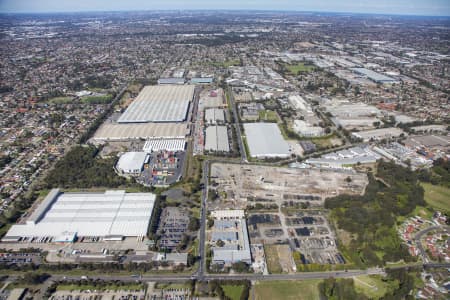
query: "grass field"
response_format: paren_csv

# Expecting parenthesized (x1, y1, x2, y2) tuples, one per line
(211, 59, 240, 68)
(222, 285, 244, 300)
(254, 280, 321, 300)
(264, 245, 282, 274)
(353, 275, 394, 299)
(46, 96, 73, 104)
(81, 95, 113, 104)
(421, 182, 450, 213)
(283, 62, 316, 74)
(258, 110, 279, 122)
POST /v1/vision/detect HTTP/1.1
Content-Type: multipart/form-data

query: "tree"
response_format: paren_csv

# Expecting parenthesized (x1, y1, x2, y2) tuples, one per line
(188, 217, 200, 231)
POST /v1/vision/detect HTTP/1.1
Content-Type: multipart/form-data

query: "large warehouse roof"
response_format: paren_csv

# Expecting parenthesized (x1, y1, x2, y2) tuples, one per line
(118, 85, 195, 123)
(4, 190, 156, 238)
(205, 126, 230, 152)
(243, 123, 290, 158)
(93, 123, 188, 141)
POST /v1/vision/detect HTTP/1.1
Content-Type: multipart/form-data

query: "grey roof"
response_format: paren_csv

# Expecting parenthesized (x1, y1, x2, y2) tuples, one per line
(205, 126, 230, 152)
(243, 123, 290, 158)
(118, 85, 194, 123)
(351, 68, 397, 83)
(27, 188, 60, 225)
(157, 78, 186, 84)
(191, 77, 214, 84)
(211, 231, 238, 241)
(205, 108, 225, 124)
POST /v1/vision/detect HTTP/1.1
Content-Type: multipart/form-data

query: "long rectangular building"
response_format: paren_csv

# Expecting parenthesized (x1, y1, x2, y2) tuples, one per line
(4, 190, 156, 240)
(243, 123, 290, 158)
(118, 85, 195, 123)
(205, 126, 230, 152)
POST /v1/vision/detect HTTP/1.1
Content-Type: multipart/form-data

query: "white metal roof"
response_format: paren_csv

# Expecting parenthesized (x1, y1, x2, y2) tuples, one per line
(93, 123, 188, 140)
(5, 190, 156, 238)
(116, 152, 148, 173)
(243, 123, 290, 158)
(118, 85, 195, 123)
(205, 126, 229, 152)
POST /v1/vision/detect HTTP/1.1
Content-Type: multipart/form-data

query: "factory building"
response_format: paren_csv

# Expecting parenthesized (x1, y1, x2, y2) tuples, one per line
(116, 152, 149, 176)
(3, 190, 156, 241)
(293, 120, 325, 137)
(205, 108, 225, 125)
(352, 127, 405, 142)
(205, 126, 230, 152)
(210, 210, 252, 265)
(243, 123, 291, 158)
(118, 85, 195, 123)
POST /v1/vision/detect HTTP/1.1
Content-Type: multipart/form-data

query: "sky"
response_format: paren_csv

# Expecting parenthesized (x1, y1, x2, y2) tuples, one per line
(0, 0, 449, 16)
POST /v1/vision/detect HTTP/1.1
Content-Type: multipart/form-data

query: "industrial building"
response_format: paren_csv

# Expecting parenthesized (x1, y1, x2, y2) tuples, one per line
(243, 123, 290, 158)
(305, 146, 381, 168)
(205, 108, 225, 125)
(293, 120, 325, 137)
(3, 189, 156, 241)
(210, 210, 252, 265)
(118, 85, 195, 123)
(351, 68, 397, 83)
(205, 126, 230, 152)
(352, 127, 405, 142)
(157, 78, 186, 85)
(93, 123, 188, 141)
(116, 152, 149, 176)
(143, 138, 186, 152)
(190, 77, 214, 84)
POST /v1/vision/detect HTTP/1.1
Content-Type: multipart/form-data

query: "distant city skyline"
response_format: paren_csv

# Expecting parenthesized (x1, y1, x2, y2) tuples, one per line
(0, 0, 449, 16)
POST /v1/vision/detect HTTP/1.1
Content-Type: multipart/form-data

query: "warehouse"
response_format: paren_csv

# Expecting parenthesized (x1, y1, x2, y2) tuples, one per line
(3, 189, 156, 240)
(93, 123, 188, 141)
(118, 85, 195, 123)
(351, 68, 398, 83)
(143, 138, 186, 152)
(205, 126, 230, 152)
(293, 120, 325, 137)
(352, 127, 405, 142)
(243, 123, 290, 158)
(205, 108, 225, 125)
(210, 210, 252, 265)
(116, 152, 148, 176)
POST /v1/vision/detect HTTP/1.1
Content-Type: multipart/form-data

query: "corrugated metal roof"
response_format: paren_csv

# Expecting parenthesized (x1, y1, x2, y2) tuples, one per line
(118, 85, 194, 123)
(5, 191, 156, 238)
(243, 123, 290, 158)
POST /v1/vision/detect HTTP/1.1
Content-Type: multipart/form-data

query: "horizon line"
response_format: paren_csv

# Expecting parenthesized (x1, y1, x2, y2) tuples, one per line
(0, 8, 449, 18)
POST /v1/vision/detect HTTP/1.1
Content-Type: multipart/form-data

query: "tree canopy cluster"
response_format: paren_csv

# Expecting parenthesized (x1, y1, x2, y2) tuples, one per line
(325, 160, 425, 267)
(43, 145, 128, 189)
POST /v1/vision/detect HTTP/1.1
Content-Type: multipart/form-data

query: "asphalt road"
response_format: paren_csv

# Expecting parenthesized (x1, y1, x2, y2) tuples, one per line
(413, 225, 450, 263)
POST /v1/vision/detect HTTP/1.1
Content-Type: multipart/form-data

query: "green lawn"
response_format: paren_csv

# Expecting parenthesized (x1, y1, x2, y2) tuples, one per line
(222, 285, 244, 300)
(258, 110, 279, 122)
(283, 62, 316, 74)
(211, 59, 240, 68)
(353, 275, 394, 299)
(254, 280, 321, 300)
(46, 96, 73, 104)
(81, 95, 113, 104)
(421, 182, 450, 213)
